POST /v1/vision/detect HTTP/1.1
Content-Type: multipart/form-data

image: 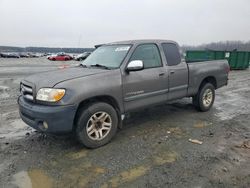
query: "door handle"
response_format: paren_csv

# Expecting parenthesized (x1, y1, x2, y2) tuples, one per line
(170, 71, 175, 74)
(159, 73, 165, 76)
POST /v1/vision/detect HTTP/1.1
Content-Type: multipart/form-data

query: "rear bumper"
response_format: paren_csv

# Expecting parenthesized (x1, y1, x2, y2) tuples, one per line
(18, 96, 78, 133)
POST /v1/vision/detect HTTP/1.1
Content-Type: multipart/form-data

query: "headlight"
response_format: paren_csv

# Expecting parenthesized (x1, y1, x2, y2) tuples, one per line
(36, 88, 65, 102)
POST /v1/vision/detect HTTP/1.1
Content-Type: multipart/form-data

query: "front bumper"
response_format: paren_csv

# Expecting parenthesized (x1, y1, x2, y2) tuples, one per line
(18, 96, 78, 133)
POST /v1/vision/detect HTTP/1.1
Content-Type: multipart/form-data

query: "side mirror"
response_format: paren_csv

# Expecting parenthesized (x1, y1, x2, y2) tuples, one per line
(126, 60, 144, 72)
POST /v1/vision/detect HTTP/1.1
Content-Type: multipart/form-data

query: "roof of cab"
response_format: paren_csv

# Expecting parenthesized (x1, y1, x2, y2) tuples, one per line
(104, 39, 178, 45)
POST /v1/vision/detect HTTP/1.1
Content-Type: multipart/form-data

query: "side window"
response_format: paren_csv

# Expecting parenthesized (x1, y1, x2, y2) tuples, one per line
(130, 44, 162, 69)
(162, 43, 181, 66)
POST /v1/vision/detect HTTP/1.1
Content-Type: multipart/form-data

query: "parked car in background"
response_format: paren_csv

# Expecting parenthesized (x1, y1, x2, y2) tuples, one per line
(75, 52, 91, 61)
(48, 53, 73, 61)
(47, 54, 56, 58)
(43, 53, 53, 57)
(0, 52, 20, 58)
(27, 52, 40, 58)
(19, 52, 30, 58)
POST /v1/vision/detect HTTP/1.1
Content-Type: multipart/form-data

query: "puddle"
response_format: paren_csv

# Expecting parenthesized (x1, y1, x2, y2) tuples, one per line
(0, 85, 10, 98)
(153, 151, 177, 165)
(28, 169, 53, 188)
(102, 165, 150, 188)
(0, 85, 10, 91)
(215, 90, 250, 121)
(193, 122, 206, 128)
(102, 151, 177, 187)
(216, 137, 229, 153)
(167, 127, 184, 138)
(77, 166, 106, 187)
(66, 149, 88, 160)
(56, 162, 105, 187)
(12, 171, 32, 188)
(0, 119, 33, 140)
(0, 162, 10, 175)
(12, 169, 53, 188)
(193, 121, 212, 128)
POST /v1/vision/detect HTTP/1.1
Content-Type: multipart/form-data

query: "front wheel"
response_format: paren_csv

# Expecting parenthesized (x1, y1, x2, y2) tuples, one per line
(75, 102, 118, 148)
(193, 83, 215, 112)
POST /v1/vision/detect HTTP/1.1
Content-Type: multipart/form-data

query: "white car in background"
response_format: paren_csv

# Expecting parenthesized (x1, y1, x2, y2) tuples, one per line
(75, 52, 91, 61)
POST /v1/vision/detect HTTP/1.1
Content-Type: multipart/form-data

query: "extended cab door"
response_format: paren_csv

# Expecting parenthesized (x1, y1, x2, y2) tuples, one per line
(161, 43, 188, 100)
(122, 43, 168, 112)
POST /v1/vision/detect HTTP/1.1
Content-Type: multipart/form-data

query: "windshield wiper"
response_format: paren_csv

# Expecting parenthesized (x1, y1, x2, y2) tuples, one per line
(90, 64, 111, 70)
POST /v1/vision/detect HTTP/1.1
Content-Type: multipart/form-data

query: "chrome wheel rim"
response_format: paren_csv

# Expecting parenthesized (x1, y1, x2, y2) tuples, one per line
(202, 89, 213, 107)
(86, 111, 112, 141)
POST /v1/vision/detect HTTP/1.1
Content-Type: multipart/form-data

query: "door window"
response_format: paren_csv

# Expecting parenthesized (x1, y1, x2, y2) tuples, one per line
(129, 44, 162, 68)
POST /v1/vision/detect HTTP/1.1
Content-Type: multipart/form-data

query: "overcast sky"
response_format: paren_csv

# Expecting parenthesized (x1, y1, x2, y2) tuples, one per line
(0, 0, 249, 48)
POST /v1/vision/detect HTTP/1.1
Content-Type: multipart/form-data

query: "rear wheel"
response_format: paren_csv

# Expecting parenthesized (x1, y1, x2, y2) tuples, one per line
(193, 83, 215, 112)
(75, 102, 118, 148)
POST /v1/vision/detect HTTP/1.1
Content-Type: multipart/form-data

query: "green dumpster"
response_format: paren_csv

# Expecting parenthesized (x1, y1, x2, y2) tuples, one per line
(185, 50, 249, 70)
(185, 50, 225, 62)
(226, 51, 250, 70)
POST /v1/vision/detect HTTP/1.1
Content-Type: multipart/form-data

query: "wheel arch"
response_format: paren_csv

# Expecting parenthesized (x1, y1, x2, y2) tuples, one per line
(73, 95, 121, 129)
(199, 76, 217, 90)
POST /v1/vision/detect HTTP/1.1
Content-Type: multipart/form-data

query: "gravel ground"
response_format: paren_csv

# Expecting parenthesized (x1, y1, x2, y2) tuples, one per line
(0, 57, 249, 188)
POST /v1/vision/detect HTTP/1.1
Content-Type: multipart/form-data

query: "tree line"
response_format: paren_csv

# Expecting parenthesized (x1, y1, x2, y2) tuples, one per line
(1, 41, 250, 53)
(182, 41, 250, 52)
(0, 46, 94, 53)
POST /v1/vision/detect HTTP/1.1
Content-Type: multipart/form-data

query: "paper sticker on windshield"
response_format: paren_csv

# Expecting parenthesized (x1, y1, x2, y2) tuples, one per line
(115, 47, 130, 52)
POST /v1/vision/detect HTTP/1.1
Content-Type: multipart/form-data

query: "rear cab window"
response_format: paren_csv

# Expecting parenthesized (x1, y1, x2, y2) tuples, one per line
(161, 43, 181, 66)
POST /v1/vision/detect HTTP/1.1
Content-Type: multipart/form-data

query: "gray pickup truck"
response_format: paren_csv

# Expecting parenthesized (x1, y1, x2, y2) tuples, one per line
(18, 40, 229, 148)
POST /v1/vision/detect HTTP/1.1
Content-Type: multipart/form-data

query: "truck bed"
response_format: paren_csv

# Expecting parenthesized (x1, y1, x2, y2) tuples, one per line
(186, 60, 229, 96)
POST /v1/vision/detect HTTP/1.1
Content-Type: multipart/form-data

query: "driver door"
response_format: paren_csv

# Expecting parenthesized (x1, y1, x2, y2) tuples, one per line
(122, 44, 168, 112)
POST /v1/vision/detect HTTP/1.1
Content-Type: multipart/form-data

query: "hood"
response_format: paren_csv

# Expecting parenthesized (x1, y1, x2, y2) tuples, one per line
(23, 66, 109, 90)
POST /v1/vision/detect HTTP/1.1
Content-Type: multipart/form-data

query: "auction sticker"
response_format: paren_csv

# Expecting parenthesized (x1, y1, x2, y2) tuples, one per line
(115, 47, 130, 51)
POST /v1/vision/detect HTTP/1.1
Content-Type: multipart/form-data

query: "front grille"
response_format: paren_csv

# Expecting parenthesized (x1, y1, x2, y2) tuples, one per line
(20, 83, 34, 101)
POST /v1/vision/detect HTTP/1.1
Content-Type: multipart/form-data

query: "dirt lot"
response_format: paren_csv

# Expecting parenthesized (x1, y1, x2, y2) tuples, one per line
(0, 57, 249, 188)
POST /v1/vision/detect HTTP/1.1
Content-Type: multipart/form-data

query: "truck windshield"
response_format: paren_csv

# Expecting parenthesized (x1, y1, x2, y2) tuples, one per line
(82, 45, 131, 69)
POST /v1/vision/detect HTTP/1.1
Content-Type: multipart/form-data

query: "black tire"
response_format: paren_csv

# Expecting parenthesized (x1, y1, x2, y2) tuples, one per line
(193, 83, 215, 112)
(52, 58, 56, 61)
(75, 102, 118, 148)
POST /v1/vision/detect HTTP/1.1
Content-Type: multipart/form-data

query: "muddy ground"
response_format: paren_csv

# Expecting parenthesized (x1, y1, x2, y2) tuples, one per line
(0, 57, 249, 188)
